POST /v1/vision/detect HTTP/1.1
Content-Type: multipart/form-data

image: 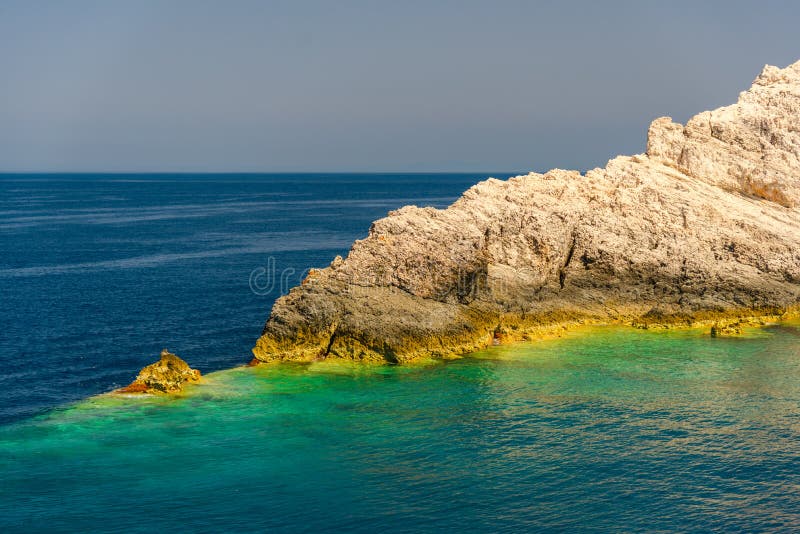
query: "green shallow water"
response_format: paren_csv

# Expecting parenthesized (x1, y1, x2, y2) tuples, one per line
(2, 325, 800, 532)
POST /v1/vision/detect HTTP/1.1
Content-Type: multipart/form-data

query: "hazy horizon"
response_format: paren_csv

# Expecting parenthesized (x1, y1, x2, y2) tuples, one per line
(1, 0, 798, 173)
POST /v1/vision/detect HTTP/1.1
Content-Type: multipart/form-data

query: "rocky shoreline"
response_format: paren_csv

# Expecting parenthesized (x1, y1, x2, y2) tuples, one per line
(249, 60, 800, 365)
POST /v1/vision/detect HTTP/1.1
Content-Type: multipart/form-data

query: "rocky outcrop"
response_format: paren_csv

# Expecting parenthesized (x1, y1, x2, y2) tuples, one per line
(253, 60, 800, 364)
(118, 349, 201, 393)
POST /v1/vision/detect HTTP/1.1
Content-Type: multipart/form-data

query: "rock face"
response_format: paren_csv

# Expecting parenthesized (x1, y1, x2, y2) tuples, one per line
(253, 60, 800, 364)
(119, 349, 201, 393)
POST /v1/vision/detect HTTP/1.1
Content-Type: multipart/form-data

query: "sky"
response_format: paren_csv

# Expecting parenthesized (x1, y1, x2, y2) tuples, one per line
(0, 0, 798, 173)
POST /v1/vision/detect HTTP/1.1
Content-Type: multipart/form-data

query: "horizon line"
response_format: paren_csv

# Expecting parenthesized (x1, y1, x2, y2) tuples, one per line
(0, 170, 533, 176)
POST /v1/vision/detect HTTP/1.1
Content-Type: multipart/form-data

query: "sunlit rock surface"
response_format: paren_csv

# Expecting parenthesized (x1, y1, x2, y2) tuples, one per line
(118, 349, 201, 393)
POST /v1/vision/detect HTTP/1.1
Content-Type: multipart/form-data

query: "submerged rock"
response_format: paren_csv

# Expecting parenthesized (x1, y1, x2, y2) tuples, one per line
(710, 323, 743, 337)
(253, 60, 800, 364)
(119, 349, 201, 394)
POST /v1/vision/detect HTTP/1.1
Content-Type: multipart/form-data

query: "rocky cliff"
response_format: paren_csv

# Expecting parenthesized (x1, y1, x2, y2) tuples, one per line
(253, 60, 800, 364)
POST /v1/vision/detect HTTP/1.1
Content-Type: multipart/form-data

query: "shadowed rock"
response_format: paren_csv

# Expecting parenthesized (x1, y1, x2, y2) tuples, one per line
(119, 349, 201, 394)
(253, 60, 800, 364)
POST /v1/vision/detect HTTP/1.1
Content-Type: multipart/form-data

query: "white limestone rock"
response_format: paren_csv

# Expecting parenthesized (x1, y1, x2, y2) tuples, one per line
(253, 60, 800, 363)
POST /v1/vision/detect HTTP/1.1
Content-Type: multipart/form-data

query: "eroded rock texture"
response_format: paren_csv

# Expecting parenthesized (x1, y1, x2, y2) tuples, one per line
(119, 349, 201, 393)
(254, 60, 800, 363)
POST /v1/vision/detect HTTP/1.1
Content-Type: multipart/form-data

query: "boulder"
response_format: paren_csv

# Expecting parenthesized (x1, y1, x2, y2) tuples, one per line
(119, 349, 201, 394)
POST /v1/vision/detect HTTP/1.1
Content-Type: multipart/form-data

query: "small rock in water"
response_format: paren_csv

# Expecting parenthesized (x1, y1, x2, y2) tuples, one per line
(118, 349, 201, 394)
(710, 322, 743, 337)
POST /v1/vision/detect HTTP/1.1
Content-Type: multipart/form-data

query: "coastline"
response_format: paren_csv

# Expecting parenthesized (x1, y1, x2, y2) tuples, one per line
(2, 309, 786, 425)
(251, 305, 800, 365)
(105, 306, 800, 402)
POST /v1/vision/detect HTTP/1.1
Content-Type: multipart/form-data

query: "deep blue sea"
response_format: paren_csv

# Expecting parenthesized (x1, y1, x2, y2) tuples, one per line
(2, 174, 800, 532)
(0, 173, 484, 423)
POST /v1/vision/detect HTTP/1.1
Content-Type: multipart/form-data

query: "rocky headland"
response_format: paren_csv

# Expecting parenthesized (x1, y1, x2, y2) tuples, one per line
(253, 60, 800, 364)
(118, 349, 201, 394)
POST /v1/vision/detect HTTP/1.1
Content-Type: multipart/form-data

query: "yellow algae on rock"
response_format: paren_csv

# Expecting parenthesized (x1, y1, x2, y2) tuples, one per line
(118, 349, 201, 394)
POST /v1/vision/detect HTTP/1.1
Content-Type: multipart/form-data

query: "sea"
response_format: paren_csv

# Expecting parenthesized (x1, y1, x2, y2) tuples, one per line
(1, 174, 799, 532)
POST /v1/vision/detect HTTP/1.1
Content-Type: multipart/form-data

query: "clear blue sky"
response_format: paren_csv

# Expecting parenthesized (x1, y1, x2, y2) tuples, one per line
(1, 0, 798, 172)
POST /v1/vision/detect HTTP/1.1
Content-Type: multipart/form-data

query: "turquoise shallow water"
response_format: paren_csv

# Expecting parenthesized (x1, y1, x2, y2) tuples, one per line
(2, 325, 800, 532)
